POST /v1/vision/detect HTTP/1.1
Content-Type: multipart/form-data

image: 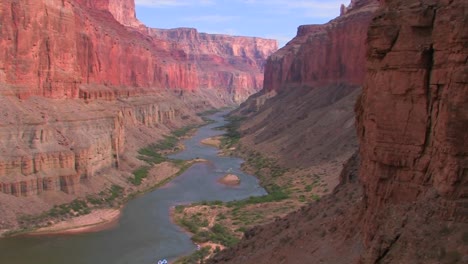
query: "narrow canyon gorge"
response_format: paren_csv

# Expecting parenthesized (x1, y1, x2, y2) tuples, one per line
(0, 0, 276, 230)
(0, 0, 467, 263)
(210, 0, 468, 263)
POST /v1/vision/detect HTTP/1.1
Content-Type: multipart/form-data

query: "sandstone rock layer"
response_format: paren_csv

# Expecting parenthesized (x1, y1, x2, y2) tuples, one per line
(356, 0, 468, 258)
(209, 0, 468, 263)
(0, 0, 276, 207)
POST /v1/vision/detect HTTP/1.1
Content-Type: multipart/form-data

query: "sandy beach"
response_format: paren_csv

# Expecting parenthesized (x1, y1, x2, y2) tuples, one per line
(200, 136, 222, 148)
(28, 208, 122, 235)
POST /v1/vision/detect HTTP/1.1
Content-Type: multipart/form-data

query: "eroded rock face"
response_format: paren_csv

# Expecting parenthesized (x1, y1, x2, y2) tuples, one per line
(356, 0, 467, 247)
(0, 0, 276, 200)
(148, 28, 277, 103)
(233, 0, 378, 169)
(263, 0, 379, 92)
(208, 1, 467, 263)
(0, 95, 185, 197)
(0, 0, 276, 102)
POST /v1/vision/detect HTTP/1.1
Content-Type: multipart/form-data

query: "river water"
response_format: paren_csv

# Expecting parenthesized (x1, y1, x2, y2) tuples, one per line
(0, 111, 266, 264)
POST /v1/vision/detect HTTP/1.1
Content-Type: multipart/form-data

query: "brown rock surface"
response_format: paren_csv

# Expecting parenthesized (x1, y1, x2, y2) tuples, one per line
(356, 0, 468, 260)
(218, 174, 241, 186)
(0, 0, 276, 101)
(149, 28, 278, 103)
(233, 0, 378, 169)
(262, 0, 378, 93)
(0, 0, 275, 227)
(210, 0, 468, 263)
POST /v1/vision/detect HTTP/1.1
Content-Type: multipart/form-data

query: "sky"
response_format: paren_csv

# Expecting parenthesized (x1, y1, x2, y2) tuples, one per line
(135, 0, 347, 48)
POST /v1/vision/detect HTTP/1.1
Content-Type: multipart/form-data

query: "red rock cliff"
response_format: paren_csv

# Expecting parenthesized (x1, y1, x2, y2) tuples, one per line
(74, 0, 142, 27)
(0, 0, 196, 99)
(0, 0, 276, 203)
(357, 0, 468, 251)
(0, 0, 276, 102)
(148, 28, 277, 102)
(262, 0, 378, 92)
(208, 1, 467, 263)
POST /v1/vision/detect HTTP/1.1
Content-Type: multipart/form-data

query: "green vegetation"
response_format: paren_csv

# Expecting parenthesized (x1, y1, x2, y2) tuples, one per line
(196, 109, 220, 117)
(136, 124, 197, 166)
(247, 152, 288, 178)
(311, 194, 321, 201)
(219, 115, 246, 148)
(131, 124, 199, 186)
(191, 223, 239, 247)
(178, 214, 209, 234)
(129, 166, 150, 186)
(48, 199, 90, 218)
(175, 246, 211, 264)
(137, 147, 167, 165)
(177, 214, 239, 247)
(106, 184, 124, 203)
(197, 108, 223, 124)
(227, 184, 289, 207)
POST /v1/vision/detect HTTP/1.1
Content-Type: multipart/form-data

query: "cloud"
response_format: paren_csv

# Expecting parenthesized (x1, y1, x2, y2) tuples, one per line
(135, 0, 214, 7)
(183, 15, 238, 23)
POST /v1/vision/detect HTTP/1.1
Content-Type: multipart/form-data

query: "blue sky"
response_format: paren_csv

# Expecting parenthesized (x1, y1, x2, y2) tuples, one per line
(135, 0, 346, 47)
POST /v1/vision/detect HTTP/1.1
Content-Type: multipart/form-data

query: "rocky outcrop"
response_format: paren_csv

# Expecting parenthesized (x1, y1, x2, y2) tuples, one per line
(0, 94, 190, 197)
(148, 28, 277, 102)
(233, 0, 378, 169)
(0, 0, 198, 99)
(0, 0, 276, 102)
(210, 0, 467, 263)
(262, 0, 378, 93)
(0, 0, 276, 201)
(74, 0, 142, 27)
(356, 0, 468, 255)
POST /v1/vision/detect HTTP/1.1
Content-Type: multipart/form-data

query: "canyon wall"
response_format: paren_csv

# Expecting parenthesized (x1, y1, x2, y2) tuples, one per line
(210, 0, 467, 263)
(356, 0, 468, 257)
(234, 0, 378, 169)
(149, 28, 277, 102)
(0, 0, 276, 101)
(0, 0, 195, 99)
(0, 0, 275, 204)
(262, 1, 378, 92)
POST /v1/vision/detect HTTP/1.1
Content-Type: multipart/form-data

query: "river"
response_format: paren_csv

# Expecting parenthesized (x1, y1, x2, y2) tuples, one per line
(0, 111, 267, 264)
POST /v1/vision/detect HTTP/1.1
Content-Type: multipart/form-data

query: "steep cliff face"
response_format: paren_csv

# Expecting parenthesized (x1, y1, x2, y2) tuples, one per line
(356, 0, 468, 259)
(234, 0, 378, 169)
(74, 0, 142, 27)
(0, 0, 276, 101)
(0, 0, 201, 99)
(148, 28, 277, 102)
(210, 0, 467, 263)
(262, 1, 378, 92)
(0, 0, 275, 225)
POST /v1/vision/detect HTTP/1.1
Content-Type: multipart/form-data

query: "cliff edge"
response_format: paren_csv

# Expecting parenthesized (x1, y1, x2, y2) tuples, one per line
(210, 0, 467, 263)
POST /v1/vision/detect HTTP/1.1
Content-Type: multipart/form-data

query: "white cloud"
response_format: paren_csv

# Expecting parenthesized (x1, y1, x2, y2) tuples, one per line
(135, 0, 214, 7)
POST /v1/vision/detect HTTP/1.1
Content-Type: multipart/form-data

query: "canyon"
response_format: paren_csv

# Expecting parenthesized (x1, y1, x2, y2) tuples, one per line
(0, 0, 466, 263)
(210, 0, 468, 263)
(0, 0, 276, 230)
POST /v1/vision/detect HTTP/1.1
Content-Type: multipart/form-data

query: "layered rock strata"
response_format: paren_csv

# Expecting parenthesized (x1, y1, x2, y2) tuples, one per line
(0, 0, 276, 102)
(0, 0, 276, 203)
(356, 0, 468, 256)
(234, 0, 378, 169)
(262, 0, 378, 93)
(210, 0, 468, 263)
(149, 28, 278, 102)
